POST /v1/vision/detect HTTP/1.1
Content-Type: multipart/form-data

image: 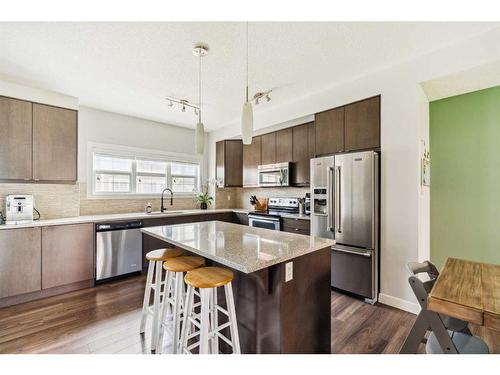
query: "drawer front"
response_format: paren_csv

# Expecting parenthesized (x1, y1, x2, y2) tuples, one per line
(282, 218, 310, 231)
(282, 226, 310, 235)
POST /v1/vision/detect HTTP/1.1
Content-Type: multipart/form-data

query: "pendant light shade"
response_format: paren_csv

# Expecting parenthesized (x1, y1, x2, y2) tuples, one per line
(241, 22, 253, 144)
(241, 101, 253, 144)
(193, 45, 208, 154)
(195, 121, 205, 153)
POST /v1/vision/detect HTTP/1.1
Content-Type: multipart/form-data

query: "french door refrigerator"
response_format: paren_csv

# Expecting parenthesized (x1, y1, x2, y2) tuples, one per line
(310, 151, 379, 303)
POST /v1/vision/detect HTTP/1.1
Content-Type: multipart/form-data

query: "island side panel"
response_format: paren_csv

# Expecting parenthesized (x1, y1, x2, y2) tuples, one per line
(280, 246, 331, 353)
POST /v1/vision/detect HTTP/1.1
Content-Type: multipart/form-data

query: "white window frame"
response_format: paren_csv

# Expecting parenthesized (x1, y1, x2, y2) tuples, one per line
(87, 142, 203, 200)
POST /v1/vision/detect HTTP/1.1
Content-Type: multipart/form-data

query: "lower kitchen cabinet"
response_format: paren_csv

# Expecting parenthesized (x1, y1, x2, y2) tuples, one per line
(0, 227, 41, 299)
(282, 218, 310, 235)
(41, 223, 94, 289)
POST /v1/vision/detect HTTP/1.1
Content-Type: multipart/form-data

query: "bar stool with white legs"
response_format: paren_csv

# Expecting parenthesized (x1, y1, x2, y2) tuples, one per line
(139, 247, 183, 352)
(179, 266, 241, 354)
(156, 256, 206, 354)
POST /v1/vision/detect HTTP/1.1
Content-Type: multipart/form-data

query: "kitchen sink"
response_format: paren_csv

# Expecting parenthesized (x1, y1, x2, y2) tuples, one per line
(146, 210, 187, 215)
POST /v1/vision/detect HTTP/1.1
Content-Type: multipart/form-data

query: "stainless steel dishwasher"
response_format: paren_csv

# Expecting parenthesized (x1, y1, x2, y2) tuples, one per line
(95, 220, 143, 281)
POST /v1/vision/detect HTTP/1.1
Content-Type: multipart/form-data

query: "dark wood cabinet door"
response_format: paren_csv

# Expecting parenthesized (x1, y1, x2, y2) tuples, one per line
(315, 107, 344, 156)
(0, 228, 41, 299)
(292, 123, 311, 186)
(243, 136, 261, 187)
(41, 224, 94, 289)
(33, 103, 77, 182)
(308, 122, 316, 158)
(0, 96, 33, 180)
(344, 96, 380, 151)
(224, 140, 243, 187)
(216, 140, 225, 187)
(276, 128, 293, 163)
(261, 132, 276, 165)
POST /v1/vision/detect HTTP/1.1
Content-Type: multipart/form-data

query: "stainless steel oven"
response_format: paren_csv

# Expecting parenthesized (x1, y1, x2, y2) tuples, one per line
(248, 214, 281, 231)
(257, 162, 291, 187)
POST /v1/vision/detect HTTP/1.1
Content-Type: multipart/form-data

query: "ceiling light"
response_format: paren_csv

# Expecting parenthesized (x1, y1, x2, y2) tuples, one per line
(169, 100, 173, 107)
(241, 22, 253, 145)
(255, 97, 260, 105)
(266, 94, 271, 102)
(182, 105, 186, 112)
(193, 45, 208, 154)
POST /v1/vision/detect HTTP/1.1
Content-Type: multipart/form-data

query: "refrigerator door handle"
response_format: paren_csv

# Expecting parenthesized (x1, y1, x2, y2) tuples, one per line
(327, 166, 334, 231)
(335, 166, 342, 233)
(332, 246, 372, 257)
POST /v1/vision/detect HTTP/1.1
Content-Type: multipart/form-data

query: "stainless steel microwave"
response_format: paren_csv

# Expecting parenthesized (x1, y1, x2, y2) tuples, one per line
(257, 162, 291, 187)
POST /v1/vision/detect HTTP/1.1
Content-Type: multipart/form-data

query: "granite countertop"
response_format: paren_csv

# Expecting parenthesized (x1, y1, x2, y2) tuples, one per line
(0, 208, 250, 230)
(142, 221, 334, 274)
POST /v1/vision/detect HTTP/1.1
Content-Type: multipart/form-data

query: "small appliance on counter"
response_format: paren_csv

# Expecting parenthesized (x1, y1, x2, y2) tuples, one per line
(5, 195, 34, 224)
(305, 193, 311, 215)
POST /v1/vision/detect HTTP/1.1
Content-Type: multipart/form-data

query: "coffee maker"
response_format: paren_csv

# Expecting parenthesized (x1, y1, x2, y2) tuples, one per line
(5, 195, 34, 224)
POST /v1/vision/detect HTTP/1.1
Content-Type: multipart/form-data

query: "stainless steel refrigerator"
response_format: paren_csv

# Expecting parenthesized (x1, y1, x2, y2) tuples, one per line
(310, 151, 379, 303)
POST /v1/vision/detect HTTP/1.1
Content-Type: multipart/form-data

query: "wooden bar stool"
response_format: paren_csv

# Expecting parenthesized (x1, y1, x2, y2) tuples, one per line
(139, 248, 183, 352)
(179, 266, 241, 354)
(156, 256, 205, 354)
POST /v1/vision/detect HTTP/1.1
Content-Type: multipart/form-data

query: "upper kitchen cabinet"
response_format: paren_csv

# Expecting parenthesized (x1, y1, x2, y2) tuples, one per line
(344, 96, 380, 151)
(292, 122, 313, 186)
(216, 140, 243, 187)
(315, 106, 345, 156)
(260, 132, 276, 165)
(243, 136, 261, 187)
(275, 128, 293, 163)
(33, 103, 78, 182)
(0, 96, 33, 181)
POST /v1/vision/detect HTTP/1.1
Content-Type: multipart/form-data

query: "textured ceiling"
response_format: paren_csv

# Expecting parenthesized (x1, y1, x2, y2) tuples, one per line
(0, 22, 498, 131)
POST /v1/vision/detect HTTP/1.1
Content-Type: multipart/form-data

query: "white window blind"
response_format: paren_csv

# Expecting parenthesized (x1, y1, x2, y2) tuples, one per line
(91, 151, 200, 197)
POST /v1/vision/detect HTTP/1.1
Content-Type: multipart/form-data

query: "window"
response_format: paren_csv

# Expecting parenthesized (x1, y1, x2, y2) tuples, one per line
(91, 148, 200, 197)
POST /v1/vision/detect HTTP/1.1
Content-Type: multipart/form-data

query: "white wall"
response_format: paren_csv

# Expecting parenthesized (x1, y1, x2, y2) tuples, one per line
(207, 27, 500, 313)
(0, 76, 78, 109)
(78, 106, 206, 183)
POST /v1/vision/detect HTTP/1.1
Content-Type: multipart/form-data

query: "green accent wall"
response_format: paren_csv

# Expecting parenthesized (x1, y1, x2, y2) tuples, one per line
(430, 86, 500, 268)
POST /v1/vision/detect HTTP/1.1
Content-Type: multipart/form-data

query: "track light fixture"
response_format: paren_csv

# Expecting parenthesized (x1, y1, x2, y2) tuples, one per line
(165, 97, 199, 115)
(253, 89, 272, 105)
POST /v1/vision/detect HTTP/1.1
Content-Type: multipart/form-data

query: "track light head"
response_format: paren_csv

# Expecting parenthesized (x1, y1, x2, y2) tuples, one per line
(266, 94, 271, 102)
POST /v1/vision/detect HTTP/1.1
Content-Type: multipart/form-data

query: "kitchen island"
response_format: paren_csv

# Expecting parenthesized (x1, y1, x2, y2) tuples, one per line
(142, 220, 334, 354)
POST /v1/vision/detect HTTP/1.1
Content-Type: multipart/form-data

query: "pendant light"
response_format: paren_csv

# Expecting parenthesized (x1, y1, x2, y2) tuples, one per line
(193, 45, 208, 154)
(241, 22, 253, 145)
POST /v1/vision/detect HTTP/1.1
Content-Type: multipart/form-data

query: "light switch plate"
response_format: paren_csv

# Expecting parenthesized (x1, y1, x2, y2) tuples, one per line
(285, 262, 293, 282)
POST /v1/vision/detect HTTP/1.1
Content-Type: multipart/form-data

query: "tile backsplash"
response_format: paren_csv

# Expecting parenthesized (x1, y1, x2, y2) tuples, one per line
(79, 183, 198, 215)
(0, 183, 80, 220)
(0, 182, 309, 220)
(0, 182, 201, 220)
(215, 186, 309, 210)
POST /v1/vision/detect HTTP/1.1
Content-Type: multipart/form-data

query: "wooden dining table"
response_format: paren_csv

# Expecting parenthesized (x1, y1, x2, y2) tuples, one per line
(428, 257, 500, 332)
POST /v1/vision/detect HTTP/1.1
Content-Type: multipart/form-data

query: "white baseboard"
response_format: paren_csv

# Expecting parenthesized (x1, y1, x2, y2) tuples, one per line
(378, 293, 420, 314)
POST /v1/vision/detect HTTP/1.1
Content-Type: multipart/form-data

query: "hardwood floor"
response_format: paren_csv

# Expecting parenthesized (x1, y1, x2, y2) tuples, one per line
(0, 275, 497, 354)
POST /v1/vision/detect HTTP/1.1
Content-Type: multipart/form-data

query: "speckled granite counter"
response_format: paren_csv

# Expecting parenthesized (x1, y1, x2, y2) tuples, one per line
(0, 208, 250, 230)
(142, 220, 333, 273)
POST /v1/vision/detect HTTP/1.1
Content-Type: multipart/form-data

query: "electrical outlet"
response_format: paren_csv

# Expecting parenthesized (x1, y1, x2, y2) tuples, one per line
(285, 262, 293, 282)
(227, 195, 231, 201)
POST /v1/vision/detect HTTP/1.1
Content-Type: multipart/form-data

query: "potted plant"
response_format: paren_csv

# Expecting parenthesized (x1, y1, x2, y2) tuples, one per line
(196, 191, 213, 209)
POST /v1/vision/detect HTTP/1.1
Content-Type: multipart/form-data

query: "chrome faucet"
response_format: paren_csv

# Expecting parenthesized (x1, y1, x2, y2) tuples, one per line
(160, 188, 173, 212)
